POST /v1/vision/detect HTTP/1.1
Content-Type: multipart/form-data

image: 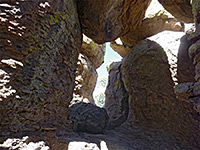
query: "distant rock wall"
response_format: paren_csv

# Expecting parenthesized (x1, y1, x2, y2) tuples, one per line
(72, 35, 105, 105)
(105, 61, 129, 128)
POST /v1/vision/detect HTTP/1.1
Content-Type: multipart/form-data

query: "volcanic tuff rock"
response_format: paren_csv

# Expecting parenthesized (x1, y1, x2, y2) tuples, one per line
(1, 0, 200, 150)
(110, 41, 131, 58)
(72, 53, 97, 105)
(121, 39, 199, 149)
(77, 0, 151, 43)
(81, 35, 105, 69)
(0, 0, 82, 136)
(158, 0, 193, 23)
(105, 61, 129, 128)
(177, 34, 195, 83)
(72, 35, 105, 105)
(120, 14, 184, 47)
(69, 102, 109, 134)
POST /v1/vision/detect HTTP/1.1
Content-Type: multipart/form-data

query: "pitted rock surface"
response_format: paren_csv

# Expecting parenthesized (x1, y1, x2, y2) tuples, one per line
(77, 0, 151, 43)
(105, 61, 129, 128)
(72, 54, 97, 105)
(69, 102, 109, 134)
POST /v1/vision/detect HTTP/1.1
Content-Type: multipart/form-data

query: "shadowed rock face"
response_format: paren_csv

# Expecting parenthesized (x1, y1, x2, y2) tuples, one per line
(177, 34, 195, 83)
(158, 0, 193, 23)
(77, 0, 151, 44)
(105, 61, 129, 128)
(69, 102, 109, 134)
(0, 0, 200, 149)
(121, 39, 199, 149)
(0, 0, 82, 137)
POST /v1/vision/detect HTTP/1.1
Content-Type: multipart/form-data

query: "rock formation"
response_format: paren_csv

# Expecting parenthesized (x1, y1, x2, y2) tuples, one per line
(121, 40, 199, 150)
(0, 0, 82, 138)
(72, 54, 97, 105)
(77, 0, 151, 43)
(105, 61, 129, 128)
(158, 0, 193, 23)
(120, 14, 184, 47)
(69, 102, 109, 134)
(72, 35, 105, 105)
(177, 34, 195, 83)
(0, 0, 200, 150)
(81, 35, 105, 69)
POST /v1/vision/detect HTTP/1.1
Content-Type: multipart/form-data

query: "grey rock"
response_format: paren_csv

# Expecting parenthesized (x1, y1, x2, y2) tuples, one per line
(69, 102, 109, 134)
(105, 61, 129, 128)
(177, 34, 195, 83)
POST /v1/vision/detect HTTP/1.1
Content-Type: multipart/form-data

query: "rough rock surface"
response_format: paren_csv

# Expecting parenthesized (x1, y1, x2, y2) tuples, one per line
(104, 61, 129, 128)
(69, 102, 109, 134)
(120, 14, 183, 47)
(121, 39, 199, 149)
(148, 31, 187, 84)
(158, 0, 193, 23)
(110, 41, 131, 58)
(77, 0, 151, 43)
(0, 0, 200, 150)
(0, 0, 82, 137)
(81, 35, 105, 69)
(72, 54, 97, 105)
(177, 34, 195, 83)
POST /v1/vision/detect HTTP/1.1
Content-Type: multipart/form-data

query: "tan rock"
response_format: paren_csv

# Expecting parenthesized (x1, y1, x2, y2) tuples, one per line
(120, 14, 183, 46)
(121, 39, 199, 148)
(158, 0, 193, 23)
(81, 35, 105, 69)
(110, 41, 131, 58)
(77, 0, 151, 43)
(72, 53, 97, 105)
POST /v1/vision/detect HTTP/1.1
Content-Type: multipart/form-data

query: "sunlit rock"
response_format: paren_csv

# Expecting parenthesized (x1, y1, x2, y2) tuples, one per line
(81, 35, 105, 69)
(72, 54, 97, 105)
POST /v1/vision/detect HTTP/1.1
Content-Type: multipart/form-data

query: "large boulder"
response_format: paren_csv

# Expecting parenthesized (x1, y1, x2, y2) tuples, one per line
(69, 102, 109, 134)
(105, 61, 129, 128)
(158, 0, 193, 23)
(77, 0, 151, 43)
(120, 14, 183, 47)
(121, 39, 199, 149)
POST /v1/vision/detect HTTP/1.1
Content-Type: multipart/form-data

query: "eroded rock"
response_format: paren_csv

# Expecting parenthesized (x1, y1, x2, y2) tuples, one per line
(121, 39, 199, 149)
(110, 41, 131, 58)
(72, 54, 97, 105)
(177, 34, 195, 83)
(0, 0, 82, 136)
(120, 14, 183, 47)
(81, 35, 105, 69)
(69, 102, 109, 134)
(105, 61, 129, 128)
(158, 0, 193, 23)
(77, 0, 151, 43)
